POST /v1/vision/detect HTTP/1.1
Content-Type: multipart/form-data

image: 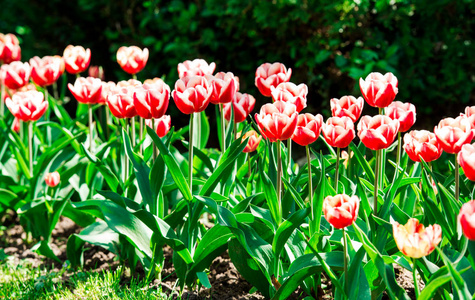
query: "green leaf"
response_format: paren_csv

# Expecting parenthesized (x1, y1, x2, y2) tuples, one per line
(196, 272, 212, 289)
(272, 208, 309, 262)
(350, 142, 375, 183)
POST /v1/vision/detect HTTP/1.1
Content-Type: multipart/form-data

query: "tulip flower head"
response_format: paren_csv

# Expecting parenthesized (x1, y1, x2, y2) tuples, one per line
(178, 59, 216, 78)
(30, 56, 64, 87)
(458, 200, 475, 240)
(359, 72, 398, 108)
(434, 116, 474, 154)
(458, 143, 475, 181)
(255, 62, 292, 97)
(322, 116, 356, 149)
(45, 171, 60, 188)
(133, 81, 170, 119)
(255, 101, 299, 142)
(116, 46, 149, 75)
(323, 194, 360, 229)
(107, 84, 138, 119)
(385, 101, 416, 132)
(146, 115, 171, 138)
(238, 130, 262, 153)
(99, 81, 116, 104)
(357, 115, 400, 150)
(463, 106, 475, 130)
(271, 82, 308, 112)
(172, 76, 213, 114)
(88, 65, 105, 80)
(393, 218, 442, 258)
(6, 90, 48, 122)
(68, 77, 103, 104)
(0, 33, 21, 64)
(223, 92, 256, 123)
(63, 45, 91, 75)
(404, 130, 443, 163)
(330, 96, 364, 123)
(291, 113, 323, 146)
(1, 62, 30, 90)
(207, 72, 238, 104)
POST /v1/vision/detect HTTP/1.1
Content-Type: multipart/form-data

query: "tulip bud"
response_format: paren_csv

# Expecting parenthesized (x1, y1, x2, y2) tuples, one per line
(458, 200, 475, 240)
(357, 115, 400, 150)
(458, 143, 475, 181)
(172, 76, 213, 114)
(116, 46, 149, 75)
(291, 113, 323, 146)
(330, 96, 364, 123)
(403, 130, 442, 163)
(255, 62, 292, 97)
(1, 62, 30, 90)
(133, 82, 170, 119)
(359, 72, 398, 108)
(63, 45, 91, 75)
(223, 92, 256, 123)
(207, 72, 238, 105)
(30, 56, 64, 87)
(0, 33, 21, 64)
(434, 116, 473, 154)
(393, 218, 442, 258)
(68, 77, 103, 104)
(45, 171, 60, 187)
(385, 101, 416, 132)
(146, 115, 171, 138)
(6, 90, 48, 122)
(238, 130, 262, 153)
(323, 194, 360, 229)
(322, 116, 355, 149)
(271, 82, 307, 112)
(255, 101, 298, 142)
(178, 59, 216, 78)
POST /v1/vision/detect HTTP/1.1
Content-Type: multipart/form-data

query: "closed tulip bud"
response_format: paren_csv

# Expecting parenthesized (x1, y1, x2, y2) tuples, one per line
(207, 72, 238, 104)
(238, 130, 262, 153)
(6, 90, 48, 122)
(357, 115, 400, 150)
(323, 194, 359, 229)
(404, 130, 442, 162)
(30, 56, 64, 87)
(291, 113, 323, 146)
(45, 171, 60, 188)
(107, 85, 137, 118)
(359, 72, 398, 108)
(172, 76, 213, 114)
(385, 101, 416, 132)
(330, 96, 364, 123)
(255, 62, 292, 97)
(133, 81, 170, 119)
(63, 45, 91, 75)
(116, 46, 149, 75)
(393, 218, 441, 258)
(0, 33, 21, 64)
(223, 92, 256, 123)
(68, 77, 103, 104)
(458, 200, 475, 240)
(271, 82, 307, 112)
(88, 65, 105, 80)
(434, 116, 473, 154)
(255, 101, 298, 142)
(458, 143, 475, 181)
(1, 62, 30, 90)
(322, 116, 355, 148)
(178, 59, 216, 78)
(146, 115, 171, 138)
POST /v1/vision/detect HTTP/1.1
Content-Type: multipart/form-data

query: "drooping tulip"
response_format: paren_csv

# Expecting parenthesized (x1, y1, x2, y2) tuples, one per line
(255, 62, 292, 97)
(146, 115, 171, 138)
(45, 171, 60, 187)
(255, 101, 298, 142)
(178, 59, 216, 78)
(63, 45, 91, 75)
(172, 76, 213, 114)
(403, 130, 443, 163)
(271, 82, 307, 112)
(393, 218, 442, 258)
(330, 96, 364, 123)
(359, 72, 398, 108)
(322, 116, 355, 149)
(0, 33, 21, 64)
(29, 56, 64, 87)
(458, 200, 475, 240)
(207, 72, 238, 104)
(291, 113, 323, 146)
(1, 61, 30, 90)
(357, 115, 400, 150)
(323, 194, 360, 229)
(68, 77, 103, 104)
(223, 92, 256, 123)
(385, 101, 416, 132)
(458, 143, 475, 181)
(5, 90, 48, 122)
(133, 81, 170, 119)
(116, 46, 149, 75)
(239, 130, 262, 153)
(434, 116, 474, 154)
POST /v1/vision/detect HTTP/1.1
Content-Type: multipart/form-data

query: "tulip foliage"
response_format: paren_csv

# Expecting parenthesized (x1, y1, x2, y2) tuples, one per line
(1, 40, 475, 300)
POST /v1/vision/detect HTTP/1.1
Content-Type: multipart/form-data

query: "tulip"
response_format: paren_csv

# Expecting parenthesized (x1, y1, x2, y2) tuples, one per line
(385, 101, 416, 133)
(133, 82, 170, 119)
(207, 72, 238, 105)
(255, 62, 292, 97)
(45, 171, 60, 188)
(239, 130, 262, 153)
(359, 72, 398, 108)
(5, 90, 48, 122)
(107, 86, 137, 119)
(323, 194, 359, 229)
(0, 33, 21, 64)
(116, 46, 149, 75)
(88, 65, 104, 80)
(462, 106, 475, 133)
(144, 77, 166, 86)
(30, 56, 64, 87)
(404, 130, 442, 163)
(255, 101, 299, 142)
(393, 218, 441, 259)
(434, 116, 473, 154)
(330, 96, 364, 123)
(1, 62, 30, 90)
(117, 78, 142, 89)
(63, 45, 91, 75)
(458, 200, 475, 240)
(458, 143, 475, 181)
(322, 116, 355, 149)
(68, 77, 103, 104)
(291, 113, 323, 146)
(271, 82, 307, 112)
(223, 92, 256, 123)
(172, 76, 213, 115)
(357, 115, 400, 151)
(146, 115, 171, 138)
(99, 81, 116, 105)
(177, 59, 216, 78)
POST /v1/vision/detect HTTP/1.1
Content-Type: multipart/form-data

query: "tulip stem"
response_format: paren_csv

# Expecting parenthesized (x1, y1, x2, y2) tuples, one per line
(335, 147, 340, 192)
(88, 104, 93, 153)
(247, 154, 251, 178)
(125, 120, 130, 183)
(455, 155, 460, 202)
(189, 113, 195, 193)
(105, 107, 110, 140)
(287, 139, 292, 175)
(139, 117, 144, 155)
(396, 132, 401, 171)
(306, 145, 314, 222)
(276, 140, 282, 225)
(131, 116, 136, 148)
(0, 83, 4, 117)
(343, 227, 348, 293)
(220, 104, 226, 153)
(44, 89, 51, 146)
(413, 258, 419, 298)
(28, 121, 33, 177)
(152, 118, 158, 161)
(374, 150, 380, 215)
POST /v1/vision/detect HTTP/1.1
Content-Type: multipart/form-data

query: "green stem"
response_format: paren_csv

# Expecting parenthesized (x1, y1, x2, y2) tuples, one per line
(139, 117, 144, 155)
(413, 258, 419, 298)
(374, 150, 380, 215)
(52, 82, 59, 99)
(220, 104, 226, 153)
(152, 119, 158, 161)
(125, 120, 129, 183)
(335, 147, 340, 192)
(0, 83, 4, 117)
(132, 74, 137, 81)
(287, 139, 292, 175)
(28, 121, 33, 177)
(105, 107, 110, 140)
(306, 145, 314, 222)
(189, 113, 195, 193)
(247, 154, 251, 178)
(396, 132, 401, 171)
(455, 155, 459, 202)
(44, 89, 51, 146)
(276, 140, 282, 225)
(343, 227, 348, 292)
(88, 104, 93, 153)
(131, 116, 136, 148)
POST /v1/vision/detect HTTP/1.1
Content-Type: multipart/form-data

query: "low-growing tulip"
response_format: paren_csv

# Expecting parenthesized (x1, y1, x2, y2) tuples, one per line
(116, 46, 149, 75)
(359, 72, 398, 108)
(322, 116, 355, 149)
(458, 143, 475, 181)
(434, 116, 473, 154)
(393, 218, 441, 258)
(45, 171, 60, 188)
(172, 76, 213, 114)
(207, 72, 238, 104)
(458, 200, 475, 240)
(223, 92, 256, 123)
(323, 194, 359, 229)
(330, 96, 364, 122)
(255, 101, 298, 142)
(271, 82, 307, 112)
(404, 130, 442, 162)
(146, 115, 171, 138)
(385, 101, 416, 132)
(68, 77, 102, 104)
(1, 62, 30, 90)
(178, 59, 216, 78)
(0, 33, 21, 64)
(357, 115, 400, 150)
(255, 62, 292, 97)
(63, 45, 91, 75)
(6, 90, 48, 122)
(291, 113, 323, 146)
(240, 130, 262, 153)
(133, 81, 170, 119)
(30, 56, 64, 87)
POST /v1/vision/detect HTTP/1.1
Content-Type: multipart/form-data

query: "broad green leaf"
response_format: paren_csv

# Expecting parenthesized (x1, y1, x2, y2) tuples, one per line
(272, 208, 309, 262)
